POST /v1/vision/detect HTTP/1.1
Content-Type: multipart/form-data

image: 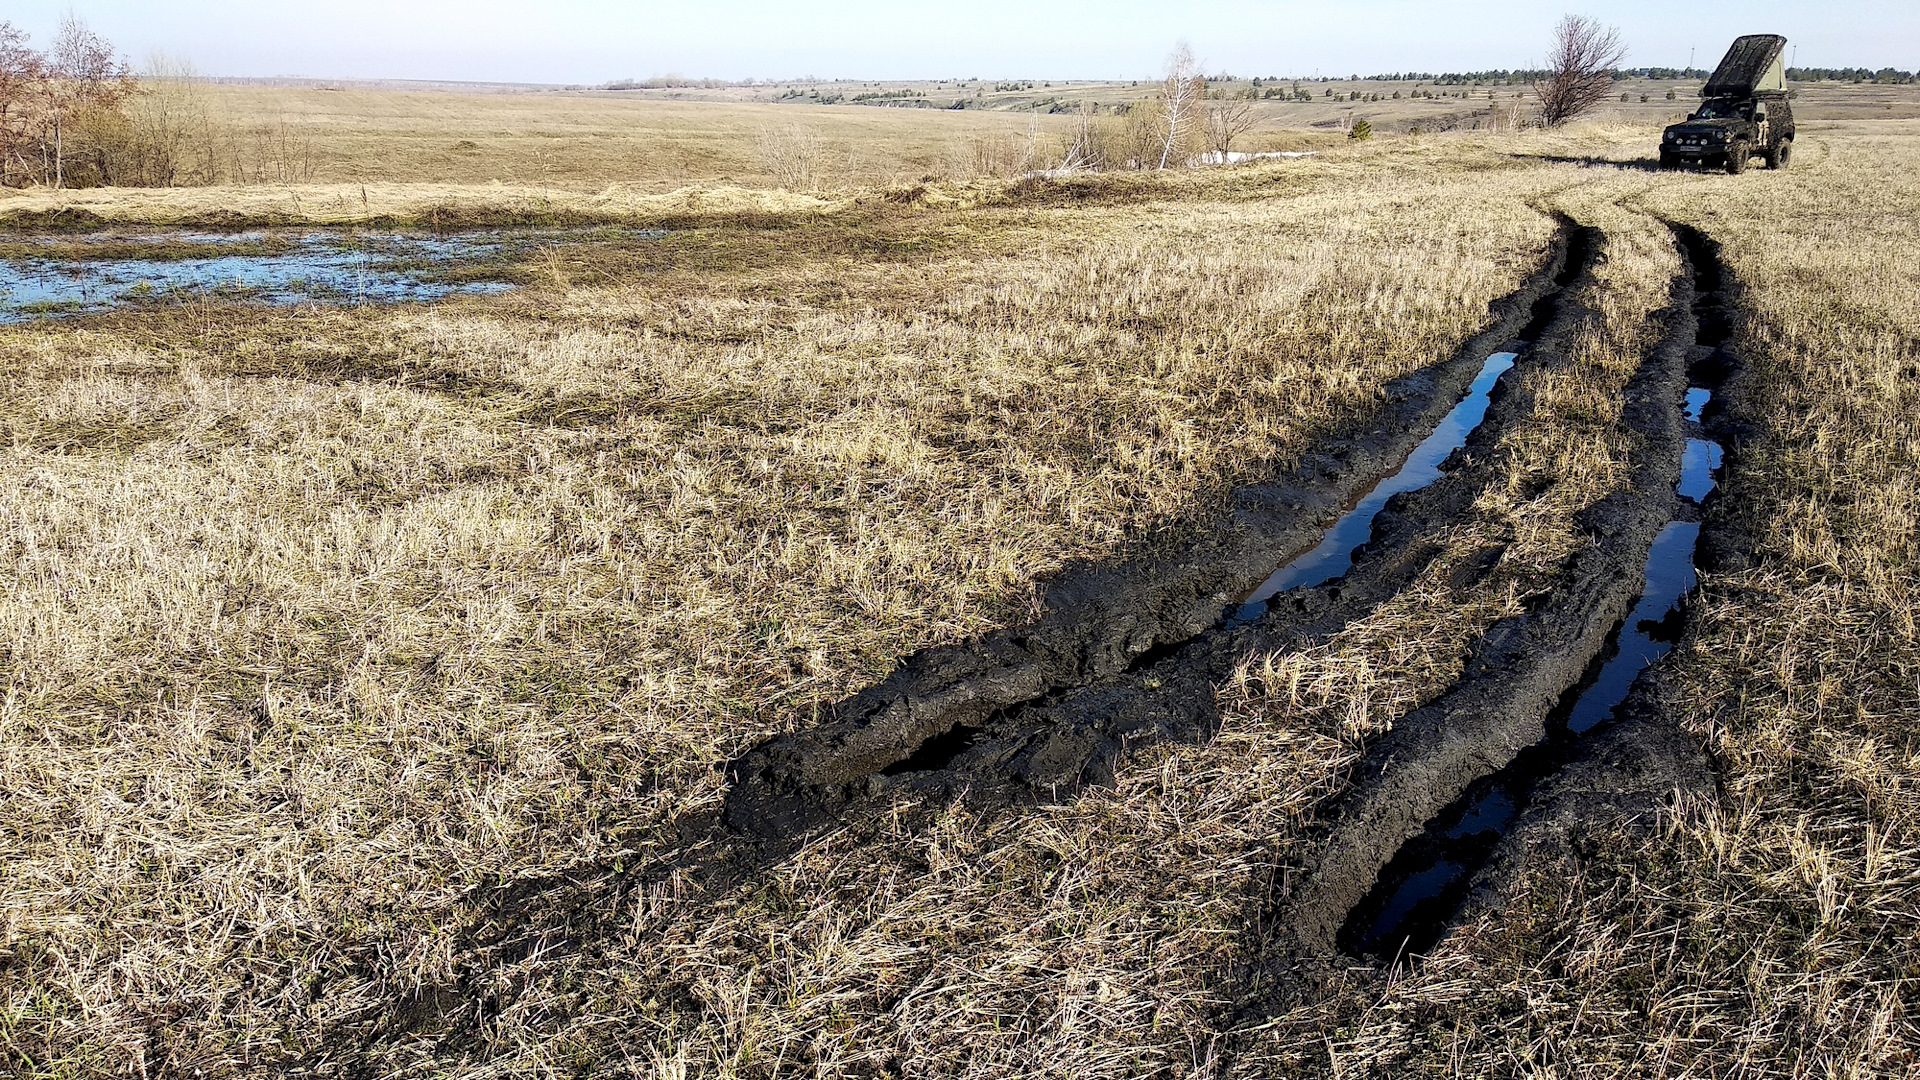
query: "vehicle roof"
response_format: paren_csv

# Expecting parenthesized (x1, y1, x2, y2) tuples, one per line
(1703, 34, 1788, 97)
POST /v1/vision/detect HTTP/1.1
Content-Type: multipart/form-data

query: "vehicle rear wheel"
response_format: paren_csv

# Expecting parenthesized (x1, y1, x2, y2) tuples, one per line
(1726, 145, 1750, 175)
(1769, 141, 1793, 170)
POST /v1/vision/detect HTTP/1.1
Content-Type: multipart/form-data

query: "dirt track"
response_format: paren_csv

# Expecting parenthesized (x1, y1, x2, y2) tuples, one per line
(723, 221, 1593, 837)
(723, 211, 1752, 985)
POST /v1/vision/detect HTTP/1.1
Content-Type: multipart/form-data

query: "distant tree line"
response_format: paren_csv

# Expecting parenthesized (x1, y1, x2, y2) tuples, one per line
(1357, 68, 1714, 85)
(602, 76, 742, 90)
(1317, 65, 1917, 86)
(1787, 67, 1916, 84)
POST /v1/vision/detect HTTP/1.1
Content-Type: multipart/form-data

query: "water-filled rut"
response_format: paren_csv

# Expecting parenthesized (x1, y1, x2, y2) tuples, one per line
(1228, 352, 1517, 626)
(1339, 381, 1727, 960)
(1300, 219, 1744, 966)
(725, 221, 1601, 838)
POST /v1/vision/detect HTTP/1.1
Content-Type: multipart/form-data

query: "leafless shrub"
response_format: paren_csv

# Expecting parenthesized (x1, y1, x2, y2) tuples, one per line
(1052, 102, 1157, 172)
(0, 16, 131, 188)
(1203, 94, 1258, 160)
(1534, 14, 1628, 127)
(947, 128, 1037, 181)
(98, 56, 225, 186)
(0, 23, 315, 188)
(235, 116, 315, 184)
(755, 124, 821, 191)
(1059, 101, 1102, 171)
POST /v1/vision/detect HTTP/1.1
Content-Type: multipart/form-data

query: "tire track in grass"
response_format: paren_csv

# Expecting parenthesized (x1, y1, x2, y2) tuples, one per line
(1254, 218, 1746, 987)
(722, 221, 1599, 839)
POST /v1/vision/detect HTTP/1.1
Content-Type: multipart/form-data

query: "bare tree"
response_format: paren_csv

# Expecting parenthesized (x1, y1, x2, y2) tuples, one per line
(1155, 43, 1206, 169)
(1534, 14, 1627, 127)
(37, 15, 129, 187)
(0, 22, 44, 186)
(1202, 94, 1258, 161)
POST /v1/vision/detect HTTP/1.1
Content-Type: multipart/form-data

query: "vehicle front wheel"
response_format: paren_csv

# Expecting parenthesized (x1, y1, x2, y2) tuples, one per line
(1726, 145, 1750, 175)
(1659, 151, 1677, 170)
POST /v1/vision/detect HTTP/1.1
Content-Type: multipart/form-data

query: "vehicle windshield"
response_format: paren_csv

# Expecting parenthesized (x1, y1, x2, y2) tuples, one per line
(1692, 99, 1749, 121)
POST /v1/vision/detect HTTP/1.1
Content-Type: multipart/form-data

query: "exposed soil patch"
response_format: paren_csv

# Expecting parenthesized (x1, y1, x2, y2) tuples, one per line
(724, 220, 1599, 838)
(1316, 221, 1750, 965)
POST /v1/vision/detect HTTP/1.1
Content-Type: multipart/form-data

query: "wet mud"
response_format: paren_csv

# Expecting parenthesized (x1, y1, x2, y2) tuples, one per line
(724, 220, 1600, 838)
(1426, 222, 1756, 944)
(1293, 220, 1751, 968)
(1226, 351, 1516, 625)
(405, 216, 1761, 1067)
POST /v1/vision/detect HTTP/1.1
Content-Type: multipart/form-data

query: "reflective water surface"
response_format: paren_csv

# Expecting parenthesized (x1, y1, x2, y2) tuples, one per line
(1229, 352, 1518, 626)
(0, 228, 655, 323)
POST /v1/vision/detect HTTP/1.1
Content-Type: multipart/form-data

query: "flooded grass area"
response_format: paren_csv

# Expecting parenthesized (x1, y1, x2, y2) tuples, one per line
(0, 227, 662, 322)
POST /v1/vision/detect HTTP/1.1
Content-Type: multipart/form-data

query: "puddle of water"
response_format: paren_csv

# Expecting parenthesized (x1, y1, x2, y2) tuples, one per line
(1348, 859, 1468, 958)
(1564, 520, 1700, 734)
(1228, 352, 1517, 626)
(1445, 786, 1516, 838)
(0, 228, 656, 324)
(1679, 387, 1724, 502)
(1679, 441, 1725, 502)
(1339, 383, 1730, 957)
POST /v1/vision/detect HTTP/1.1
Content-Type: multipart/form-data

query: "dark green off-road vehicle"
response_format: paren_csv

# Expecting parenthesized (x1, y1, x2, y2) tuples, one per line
(1660, 34, 1795, 174)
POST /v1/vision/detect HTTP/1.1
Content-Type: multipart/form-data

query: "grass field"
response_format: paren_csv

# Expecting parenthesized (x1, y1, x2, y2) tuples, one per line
(1, 86, 1916, 1078)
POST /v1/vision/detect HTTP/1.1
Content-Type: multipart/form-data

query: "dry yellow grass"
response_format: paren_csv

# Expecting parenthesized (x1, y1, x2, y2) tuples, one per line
(2, 93, 1917, 1077)
(108, 83, 1082, 192)
(1232, 125, 1920, 1078)
(1, 135, 1567, 1075)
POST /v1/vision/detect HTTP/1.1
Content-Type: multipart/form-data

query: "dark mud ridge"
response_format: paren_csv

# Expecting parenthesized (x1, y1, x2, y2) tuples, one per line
(724, 219, 1600, 837)
(1272, 221, 1753, 972)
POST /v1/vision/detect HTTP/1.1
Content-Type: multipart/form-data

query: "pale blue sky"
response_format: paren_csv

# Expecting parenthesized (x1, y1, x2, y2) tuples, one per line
(5, 2, 1913, 83)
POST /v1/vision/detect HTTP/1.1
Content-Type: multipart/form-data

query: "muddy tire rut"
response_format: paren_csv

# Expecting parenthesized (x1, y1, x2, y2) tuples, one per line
(723, 212, 1752, 982)
(724, 220, 1601, 838)
(1417, 222, 1756, 952)
(419, 214, 1757, 1064)
(1254, 218, 1752, 991)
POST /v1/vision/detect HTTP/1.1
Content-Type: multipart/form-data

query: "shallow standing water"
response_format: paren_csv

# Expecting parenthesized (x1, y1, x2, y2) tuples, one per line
(1339, 383, 1729, 960)
(0, 229, 656, 323)
(1227, 352, 1518, 626)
